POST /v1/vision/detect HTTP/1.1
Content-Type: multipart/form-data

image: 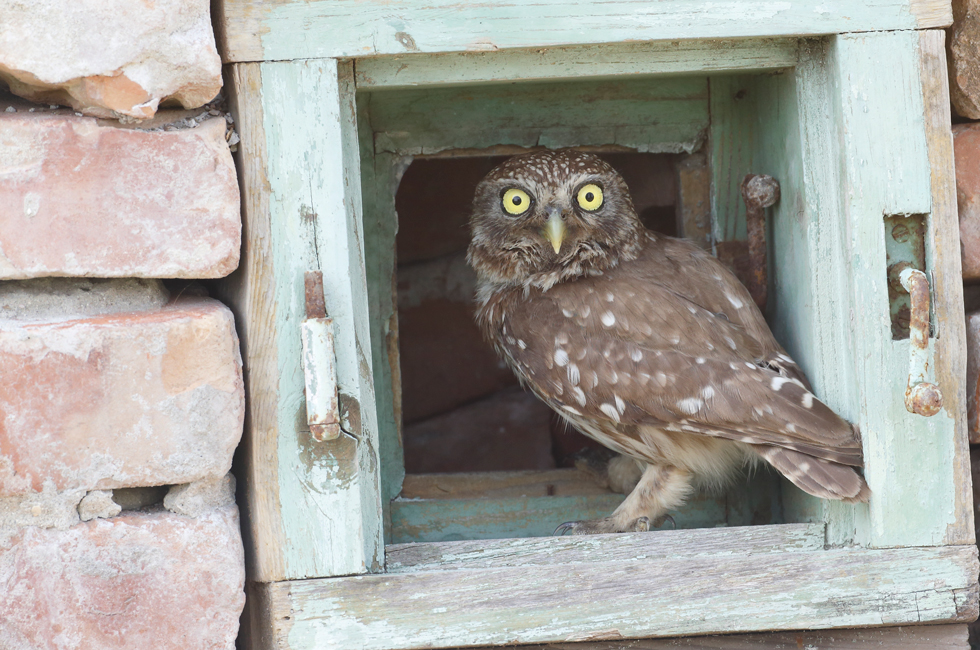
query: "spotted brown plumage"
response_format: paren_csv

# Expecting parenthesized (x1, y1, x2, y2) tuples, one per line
(467, 149, 869, 534)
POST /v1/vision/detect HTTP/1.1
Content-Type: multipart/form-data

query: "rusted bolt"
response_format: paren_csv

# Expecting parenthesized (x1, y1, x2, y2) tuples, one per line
(899, 267, 943, 417)
(740, 174, 780, 311)
(891, 223, 910, 243)
(305, 271, 326, 319)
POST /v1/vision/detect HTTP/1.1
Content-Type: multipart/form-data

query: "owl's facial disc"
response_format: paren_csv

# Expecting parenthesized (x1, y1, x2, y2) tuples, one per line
(468, 149, 644, 291)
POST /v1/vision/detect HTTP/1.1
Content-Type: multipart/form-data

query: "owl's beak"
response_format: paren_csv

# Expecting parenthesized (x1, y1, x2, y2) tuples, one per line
(543, 210, 566, 254)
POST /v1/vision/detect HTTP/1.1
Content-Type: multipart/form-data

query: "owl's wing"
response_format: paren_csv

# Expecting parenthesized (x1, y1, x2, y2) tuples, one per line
(497, 276, 862, 467)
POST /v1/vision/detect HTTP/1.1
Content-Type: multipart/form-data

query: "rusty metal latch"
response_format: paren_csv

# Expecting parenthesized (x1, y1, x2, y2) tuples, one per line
(740, 174, 780, 310)
(897, 265, 943, 417)
(301, 271, 342, 441)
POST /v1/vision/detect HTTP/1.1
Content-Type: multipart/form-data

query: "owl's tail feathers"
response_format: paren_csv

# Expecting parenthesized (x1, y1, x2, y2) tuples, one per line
(753, 445, 871, 503)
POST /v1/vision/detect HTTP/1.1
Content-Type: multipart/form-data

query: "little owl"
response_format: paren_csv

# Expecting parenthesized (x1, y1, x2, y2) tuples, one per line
(467, 149, 869, 534)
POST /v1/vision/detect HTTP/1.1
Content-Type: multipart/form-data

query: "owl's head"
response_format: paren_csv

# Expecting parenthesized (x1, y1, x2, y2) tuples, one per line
(467, 149, 644, 294)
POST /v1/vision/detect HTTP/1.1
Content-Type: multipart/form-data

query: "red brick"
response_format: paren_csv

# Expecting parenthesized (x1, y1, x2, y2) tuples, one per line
(0, 114, 240, 279)
(954, 125, 980, 280)
(0, 297, 244, 496)
(0, 506, 244, 650)
(0, 0, 220, 119)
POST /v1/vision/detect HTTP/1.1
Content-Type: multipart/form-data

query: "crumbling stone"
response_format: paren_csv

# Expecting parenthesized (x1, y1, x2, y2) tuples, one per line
(164, 474, 236, 518)
(0, 297, 244, 496)
(0, 507, 245, 650)
(0, 0, 221, 120)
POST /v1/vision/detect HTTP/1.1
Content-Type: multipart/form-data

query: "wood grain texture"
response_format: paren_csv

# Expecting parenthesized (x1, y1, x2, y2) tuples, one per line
(464, 624, 971, 649)
(363, 76, 709, 156)
(222, 59, 384, 581)
(916, 30, 974, 545)
(263, 542, 978, 649)
(218, 62, 289, 582)
(355, 39, 798, 90)
(357, 101, 408, 531)
(675, 152, 712, 248)
(390, 469, 784, 543)
(830, 32, 958, 549)
(386, 522, 824, 572)
(215, 0, 952, 63)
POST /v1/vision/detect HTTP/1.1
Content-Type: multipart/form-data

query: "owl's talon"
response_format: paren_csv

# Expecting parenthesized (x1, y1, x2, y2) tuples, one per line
(554, 522, 576, 536)
(653, 514, 676, 529)
(633, 516, 651, 532)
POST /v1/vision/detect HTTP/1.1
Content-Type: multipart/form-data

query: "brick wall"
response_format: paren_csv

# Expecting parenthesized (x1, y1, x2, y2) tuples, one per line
(0, 1, 246, 649)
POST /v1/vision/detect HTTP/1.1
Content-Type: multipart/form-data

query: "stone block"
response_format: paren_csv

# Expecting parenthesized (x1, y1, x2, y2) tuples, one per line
(0, 506, 245, 650)
(950, 0, 980, 119)
(0, 113, 240, 279)
(0, 0, 221, 119)
(955, 125, 980, 280)
(0, 297, 244, 496)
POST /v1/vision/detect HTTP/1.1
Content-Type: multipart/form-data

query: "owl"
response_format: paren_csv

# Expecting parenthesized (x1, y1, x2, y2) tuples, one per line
(467, 149, 869, 534)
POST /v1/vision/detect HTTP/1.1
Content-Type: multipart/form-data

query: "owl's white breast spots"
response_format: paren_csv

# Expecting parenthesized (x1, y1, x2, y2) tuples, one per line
(570, 385, 587, 406)
(726, 293, 744, 309)
(725, 336, 737, 349)
(630, 349, 643, 362)
(562, 308, 574, 318)
(614, 395, 626, 414)
(507, 336, 516, 345)
(552, 381, 564, 396)
(567, 363, 580, 385)
(561, 404, 582, 415)
(518, 339, 527, 349)
(605, 292, 615, 302)
(701, 386, 715, 399)
(677, 397, 704, 415)
(729, 362, 740, 371)
(745, 362, 756, 369)
(655, 372, 669, 387)
(771, 377, 790, 391)
(599, 403, 621, 422)
(753, 406, 764, 417)
(640, 323, 653, 336)
(696, 357, 706, 364)
(608, 369, 619, 384)
(601, 311, 616, 327)
(802, 393, 814, 408)
(575, 348, 587, 361)
(671, 335, 681, 345)
(687, 306, 698, 314)
(798, 461, 811, 472)
(580, 305, 591, 318)
(554, 349, 569, 367)
(555, 332, 569, 345)
(786, 423, 797, 433)
(589, 370, 599, 389)
(706, 342, 714, 351)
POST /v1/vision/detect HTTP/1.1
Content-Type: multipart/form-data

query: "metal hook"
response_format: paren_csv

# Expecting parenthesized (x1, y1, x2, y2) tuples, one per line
(898, 266, 943, 417)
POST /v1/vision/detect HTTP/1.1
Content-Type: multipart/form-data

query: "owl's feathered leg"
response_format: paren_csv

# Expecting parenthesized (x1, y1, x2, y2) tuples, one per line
(555, 464, 693, 535)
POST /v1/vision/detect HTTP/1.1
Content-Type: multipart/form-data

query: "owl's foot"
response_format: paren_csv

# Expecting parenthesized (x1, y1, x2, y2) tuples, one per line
(553, 514, 674, 536)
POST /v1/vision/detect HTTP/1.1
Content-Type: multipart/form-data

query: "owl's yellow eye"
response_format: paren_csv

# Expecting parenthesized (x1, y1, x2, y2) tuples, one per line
(577, 183, 604, 211)
(502, 188, 531, 215)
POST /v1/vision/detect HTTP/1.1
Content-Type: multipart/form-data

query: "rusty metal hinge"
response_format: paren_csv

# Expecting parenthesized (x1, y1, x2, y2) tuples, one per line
(301, 271, 342, 441)
(898, 266, 943, 417)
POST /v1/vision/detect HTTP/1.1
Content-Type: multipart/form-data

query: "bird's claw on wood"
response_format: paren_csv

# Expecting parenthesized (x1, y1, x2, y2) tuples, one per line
(553, 514, 675, 536)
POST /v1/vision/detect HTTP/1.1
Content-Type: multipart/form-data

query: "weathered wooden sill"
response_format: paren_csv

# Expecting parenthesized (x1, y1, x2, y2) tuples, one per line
(253, 524, 979, 650)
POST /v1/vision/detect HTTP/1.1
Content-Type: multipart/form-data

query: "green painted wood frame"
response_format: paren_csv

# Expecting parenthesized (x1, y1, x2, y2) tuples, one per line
(219, 3, 977, 644)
